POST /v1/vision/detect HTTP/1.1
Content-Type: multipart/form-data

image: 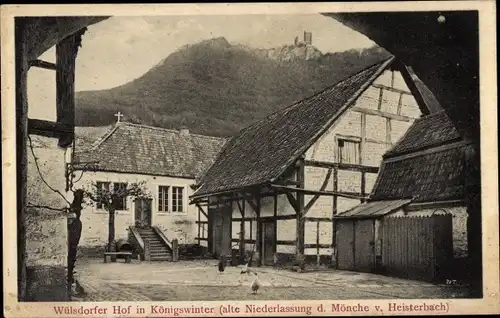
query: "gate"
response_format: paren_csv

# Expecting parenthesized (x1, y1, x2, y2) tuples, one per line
(381, 214, 453, 282)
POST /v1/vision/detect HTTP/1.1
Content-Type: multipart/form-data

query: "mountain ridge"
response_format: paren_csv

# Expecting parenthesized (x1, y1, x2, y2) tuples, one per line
(75, 37, 391, 137)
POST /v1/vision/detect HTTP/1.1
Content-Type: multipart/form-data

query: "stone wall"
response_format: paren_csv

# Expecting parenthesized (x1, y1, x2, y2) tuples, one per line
(26, 135, 68, 301)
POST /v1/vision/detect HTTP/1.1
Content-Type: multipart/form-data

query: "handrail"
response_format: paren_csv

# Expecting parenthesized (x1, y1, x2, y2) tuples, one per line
(151, 226, 173, 251)
(128, 226, 145, 253)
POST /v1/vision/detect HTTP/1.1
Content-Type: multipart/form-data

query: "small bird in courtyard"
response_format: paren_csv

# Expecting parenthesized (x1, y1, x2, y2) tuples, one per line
(250, 272, 261, 294)
(218, 254, 225, 274)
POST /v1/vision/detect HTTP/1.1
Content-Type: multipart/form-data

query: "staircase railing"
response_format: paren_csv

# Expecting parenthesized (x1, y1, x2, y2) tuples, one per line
(128, 226, 145, 259)
(151, 226, 173, 251)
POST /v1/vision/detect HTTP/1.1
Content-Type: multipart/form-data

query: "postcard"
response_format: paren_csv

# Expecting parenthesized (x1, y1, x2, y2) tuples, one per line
(1, 2, 498, 317)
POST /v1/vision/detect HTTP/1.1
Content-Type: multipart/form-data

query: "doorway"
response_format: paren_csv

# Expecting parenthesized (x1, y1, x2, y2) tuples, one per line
(260, 220, 276, 266)
(134, 198, 152, 226)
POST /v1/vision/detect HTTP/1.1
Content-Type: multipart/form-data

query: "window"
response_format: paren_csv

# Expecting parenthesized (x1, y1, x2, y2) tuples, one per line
(172, 187, 184, 213)
(158, 186, 169, 212)
(96, 182, 110, 210)
(95, 181, 128, 210)
(113, 182, 128, 211)
(337, 138, 361, 164)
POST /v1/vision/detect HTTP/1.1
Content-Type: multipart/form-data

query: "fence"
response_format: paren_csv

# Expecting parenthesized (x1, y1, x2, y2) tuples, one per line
(381, 214, 453, 282)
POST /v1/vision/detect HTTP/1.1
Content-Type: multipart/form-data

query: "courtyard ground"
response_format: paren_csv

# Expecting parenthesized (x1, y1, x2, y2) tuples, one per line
(76, 258, 471, 301)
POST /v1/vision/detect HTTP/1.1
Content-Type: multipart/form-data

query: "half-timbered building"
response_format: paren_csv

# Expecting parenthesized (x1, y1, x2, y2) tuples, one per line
(190, 57, 436, 266)
(333, 110, 472, 282)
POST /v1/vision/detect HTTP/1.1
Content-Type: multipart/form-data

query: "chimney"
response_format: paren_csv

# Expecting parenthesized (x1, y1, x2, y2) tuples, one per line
(179, 125, 189, 136)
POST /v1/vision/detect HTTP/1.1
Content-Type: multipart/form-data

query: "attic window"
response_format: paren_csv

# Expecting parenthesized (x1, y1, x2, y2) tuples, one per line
(337, 138, 360, 165)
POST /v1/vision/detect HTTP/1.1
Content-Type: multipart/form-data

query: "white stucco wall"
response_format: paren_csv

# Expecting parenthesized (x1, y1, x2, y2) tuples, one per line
(71, 170, 199, 247)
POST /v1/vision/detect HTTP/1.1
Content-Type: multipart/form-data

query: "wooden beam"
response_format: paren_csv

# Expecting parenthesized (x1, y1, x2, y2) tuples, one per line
(360, 113, 366, 165)
(371, 83, 412, 96)
(236, 199, 244, 216)
(56, 30, 84, 148)
(234, 214, 297, 222)
(29, 59, 56, 70)
(195, 203, 208, 219)
(386, 118, 392, 145)
(351, 106, 413, 122)
(285, 192, 300, 214)
(301, 168, 332, 218)
(239, 199, 245, 260)
(296, 157, 305, 259)
(331, 166, 338, 269)
(256, 194, 262, 266)
(316, 220, 320, 266)
(272, 184, 369, 200)
(360, 171, 367, 204)
(377, 87, 384, 110)
(397, 93, 403, 115)
(305, 217, 333, 222)
(304, 160, 379, 174)
(28, 119, 73, 138)
(197, 204, 201, 245)
(16, 22, 29, 301)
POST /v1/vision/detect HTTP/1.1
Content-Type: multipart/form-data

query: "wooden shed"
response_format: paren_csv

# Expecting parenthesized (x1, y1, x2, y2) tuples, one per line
(334, 199, 411, 273)
(334, 199, 454, 283)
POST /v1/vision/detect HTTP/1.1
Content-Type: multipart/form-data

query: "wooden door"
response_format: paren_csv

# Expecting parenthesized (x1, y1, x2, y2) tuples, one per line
(134, 198, 152, 226)
(261, 220, 276, 266)
(336, 220, 355, 270)
(212, 207, 232, 257)
(354, 219, 375, 272)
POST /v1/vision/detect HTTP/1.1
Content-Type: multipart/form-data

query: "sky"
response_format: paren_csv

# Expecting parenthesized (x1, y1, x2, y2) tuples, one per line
(28, 14, 375, 120)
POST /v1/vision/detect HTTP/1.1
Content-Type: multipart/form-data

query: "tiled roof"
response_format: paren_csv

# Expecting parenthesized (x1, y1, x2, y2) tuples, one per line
(370, 142, 472, 203)
(193, 57, 394, 197)
(74, 122, 227, 179)
(384, 111, 461, 158)
(75, 126, 114, 152)
(335, 199, 412, 219)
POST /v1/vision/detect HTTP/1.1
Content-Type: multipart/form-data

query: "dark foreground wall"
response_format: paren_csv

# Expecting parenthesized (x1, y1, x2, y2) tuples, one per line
(26, 266, 68, 301)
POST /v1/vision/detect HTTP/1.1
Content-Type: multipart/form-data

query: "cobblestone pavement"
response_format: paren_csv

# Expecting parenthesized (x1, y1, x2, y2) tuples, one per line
(76, 259, 471, 301)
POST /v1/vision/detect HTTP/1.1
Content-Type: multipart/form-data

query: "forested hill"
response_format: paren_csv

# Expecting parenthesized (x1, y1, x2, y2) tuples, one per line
(75, 37, 391, 137)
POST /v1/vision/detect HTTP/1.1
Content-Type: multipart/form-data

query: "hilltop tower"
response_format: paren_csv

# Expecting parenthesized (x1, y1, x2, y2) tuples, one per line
(303, 31, 312, 45)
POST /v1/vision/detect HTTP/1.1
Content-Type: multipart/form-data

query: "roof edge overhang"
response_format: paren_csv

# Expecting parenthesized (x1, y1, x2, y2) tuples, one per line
(268, 56, 396, 185)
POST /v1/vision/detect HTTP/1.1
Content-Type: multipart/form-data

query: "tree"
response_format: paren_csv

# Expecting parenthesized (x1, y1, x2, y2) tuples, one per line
(81, 180, 151, 251)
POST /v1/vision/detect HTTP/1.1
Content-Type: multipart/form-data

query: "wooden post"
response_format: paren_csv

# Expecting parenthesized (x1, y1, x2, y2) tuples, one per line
(361, 171, 367, 203)
(360, 113, 366, 165)
(397, 93, 403, 115)
(316, 220, 320, 267)
(239, 198, 245, 262)
(273, 193, 278, 258)
(15, 21, 29, 301)
(386, 118, 392, 147)
(255, 193, 262, 267)
(197, 206, 201, 245)
(172, 239, 179, 262)
(144, 238, 151, 262)
(377, 88, 384, 110)
(331, 166, 338, 268)
(56, 29, 84, 148)
(296, 157, 306, 265)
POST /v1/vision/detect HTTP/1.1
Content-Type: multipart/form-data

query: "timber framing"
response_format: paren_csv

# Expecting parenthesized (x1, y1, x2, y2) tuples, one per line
(28, 119, 73, 139)
(304, 160, 379, 174)
(271, 184, 369, 200)
(29, 59, 57, 70)
(351, 106, 414, 122)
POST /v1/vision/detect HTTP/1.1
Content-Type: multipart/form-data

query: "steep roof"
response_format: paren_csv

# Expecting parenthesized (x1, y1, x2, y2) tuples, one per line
(74, 122, 227, 179)
(384, 111, 461, 158)
(192, 57, 395, 197)
(371, 111, 470, 203)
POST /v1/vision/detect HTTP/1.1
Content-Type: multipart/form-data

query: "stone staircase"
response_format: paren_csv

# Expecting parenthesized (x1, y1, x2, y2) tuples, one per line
(135, 227, 172, 261)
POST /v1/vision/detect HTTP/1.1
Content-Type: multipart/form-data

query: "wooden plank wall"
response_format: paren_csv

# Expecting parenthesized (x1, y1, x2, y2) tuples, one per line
(381, 214, 453, 282)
